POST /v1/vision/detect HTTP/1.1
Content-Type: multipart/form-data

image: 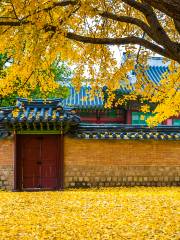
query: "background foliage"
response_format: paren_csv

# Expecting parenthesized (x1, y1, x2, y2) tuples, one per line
(0, 55, 71, 106)
(0, 0, 179, 125)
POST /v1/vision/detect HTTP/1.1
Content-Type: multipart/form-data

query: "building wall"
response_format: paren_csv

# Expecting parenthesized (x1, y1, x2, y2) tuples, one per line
(64, 137, 180, 187)
(0, 135, 180, 190)
(0, 137, 14, 190)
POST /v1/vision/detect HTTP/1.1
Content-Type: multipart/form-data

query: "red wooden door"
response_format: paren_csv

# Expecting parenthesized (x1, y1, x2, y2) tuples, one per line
(40, 135, 59, 189)
(16, 134, 62, 190)
(21, 135, 40, 189)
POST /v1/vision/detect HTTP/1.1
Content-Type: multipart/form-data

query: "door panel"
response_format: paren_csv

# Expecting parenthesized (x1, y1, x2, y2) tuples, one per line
(41, 135, 59, 188)
(22, 136, 40, 189)
(17, 134, 61, 190)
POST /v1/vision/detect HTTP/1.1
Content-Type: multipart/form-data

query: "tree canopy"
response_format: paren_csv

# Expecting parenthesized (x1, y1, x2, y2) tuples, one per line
(0, 0, 180, 125)
(0, 54, 71, 106)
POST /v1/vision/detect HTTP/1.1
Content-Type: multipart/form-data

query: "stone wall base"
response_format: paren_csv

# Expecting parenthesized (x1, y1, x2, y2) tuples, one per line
(64, 179, 180, 188)
(64, 166, 180, 188)
(0, 137, 14, 190)
(0, 165, 14, 190)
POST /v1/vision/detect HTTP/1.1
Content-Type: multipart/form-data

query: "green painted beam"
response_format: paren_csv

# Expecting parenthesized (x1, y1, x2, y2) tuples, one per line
(16, 130, 61, 134)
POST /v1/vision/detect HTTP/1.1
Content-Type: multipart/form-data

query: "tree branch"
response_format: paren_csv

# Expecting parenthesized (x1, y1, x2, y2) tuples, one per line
(66, 32, 175, 60)
(143, 0, 180, 22)
(174, 20, 180, 35)
(136, 32, 146, 64)
(10, 0, 19, 20)
(20, 0, 78, 22)
(98, 10, 171, 52)
(122, 0, 150, 15)
(41, 0, 78, 11)
(122, 0, 180, 60)
(16, 71, 34, 91)
(0, 0, 78, 24)
(0, 21, 29, 26)
(98, 11, 154, 38)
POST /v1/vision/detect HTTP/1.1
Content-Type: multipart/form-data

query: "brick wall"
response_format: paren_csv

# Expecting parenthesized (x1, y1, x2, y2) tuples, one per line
(64, 137, 180, 187)
(0, 137, 14, 190)
(0, 136, 180, 190)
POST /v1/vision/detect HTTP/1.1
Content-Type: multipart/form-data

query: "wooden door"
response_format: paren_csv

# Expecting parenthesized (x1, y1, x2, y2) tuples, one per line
(16, 134, 62, 190)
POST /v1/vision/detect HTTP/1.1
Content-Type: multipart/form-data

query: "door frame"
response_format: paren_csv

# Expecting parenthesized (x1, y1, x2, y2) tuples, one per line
(15, 133, 64, 191)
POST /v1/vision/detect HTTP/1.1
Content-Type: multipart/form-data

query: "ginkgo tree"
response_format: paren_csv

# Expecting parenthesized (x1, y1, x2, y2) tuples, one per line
(0, 54, 71, 106)
(0, 0, 179, 126)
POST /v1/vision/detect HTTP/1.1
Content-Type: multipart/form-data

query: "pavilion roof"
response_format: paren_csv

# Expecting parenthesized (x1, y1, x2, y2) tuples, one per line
(145, 66, 168, 84)
(62, 66, 168, 108)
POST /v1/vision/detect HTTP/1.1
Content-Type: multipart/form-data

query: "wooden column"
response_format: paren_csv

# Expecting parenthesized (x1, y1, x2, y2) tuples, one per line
(166, 119, 173, 126)
(59, 122, 64, 189)
(126, 110, 132, 124)
(59, 134, 64, 189)
(14, 132, 17, 191)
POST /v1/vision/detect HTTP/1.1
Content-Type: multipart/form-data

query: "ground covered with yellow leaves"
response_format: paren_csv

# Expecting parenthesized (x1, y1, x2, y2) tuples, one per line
(0, 187, 179, 240)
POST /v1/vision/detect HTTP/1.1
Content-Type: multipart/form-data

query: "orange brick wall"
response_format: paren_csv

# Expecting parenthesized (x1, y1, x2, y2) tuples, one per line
(0, 137, 14, 190)
(0, 135, 180, 190)
(64, 137, 180, 187)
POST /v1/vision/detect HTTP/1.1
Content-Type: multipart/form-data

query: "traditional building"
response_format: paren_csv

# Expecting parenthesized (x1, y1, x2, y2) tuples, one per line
(0, 65, 180, 190)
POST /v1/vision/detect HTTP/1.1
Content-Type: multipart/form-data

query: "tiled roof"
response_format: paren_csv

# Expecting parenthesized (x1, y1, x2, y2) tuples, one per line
(0, 102, 179, 139)
(0, 123, 10, 138)
(76, 123, 180, 140)
(0, 99, 80, 131)
(63, 86, 130, 108)
(146, 66, 168, 84)
(77, 131, 180, 140)
(63, 86, 104, 108)
(63, 66, 168, 107)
